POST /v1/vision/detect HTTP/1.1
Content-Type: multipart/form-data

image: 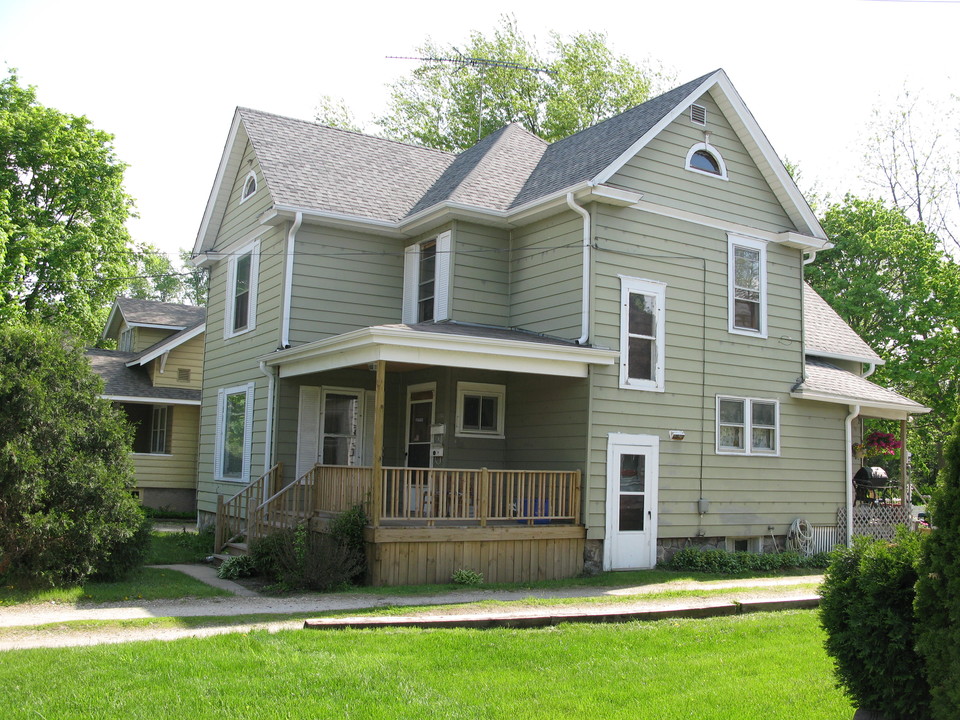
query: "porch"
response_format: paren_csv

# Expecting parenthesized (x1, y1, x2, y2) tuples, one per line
(216, 462, 585, 585)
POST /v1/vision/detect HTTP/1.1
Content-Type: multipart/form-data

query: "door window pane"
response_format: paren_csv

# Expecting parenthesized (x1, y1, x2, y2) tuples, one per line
(619, 495, 645, 532)
(619, 454, 645, 493)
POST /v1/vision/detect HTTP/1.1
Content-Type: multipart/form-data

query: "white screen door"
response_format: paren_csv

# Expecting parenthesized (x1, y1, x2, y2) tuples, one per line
(605, 433, 659, 570)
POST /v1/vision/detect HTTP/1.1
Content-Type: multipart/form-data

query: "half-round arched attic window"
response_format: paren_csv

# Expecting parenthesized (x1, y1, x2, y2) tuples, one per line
(685, 143, 728, 180)
(241, 171, 257, 202)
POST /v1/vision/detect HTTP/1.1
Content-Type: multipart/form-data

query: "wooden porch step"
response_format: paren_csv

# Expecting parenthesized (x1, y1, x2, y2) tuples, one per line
(222, 542, 249, 556)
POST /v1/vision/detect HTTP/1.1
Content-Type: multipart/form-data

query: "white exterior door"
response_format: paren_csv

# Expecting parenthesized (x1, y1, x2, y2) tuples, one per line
(605, 433, 659, 570)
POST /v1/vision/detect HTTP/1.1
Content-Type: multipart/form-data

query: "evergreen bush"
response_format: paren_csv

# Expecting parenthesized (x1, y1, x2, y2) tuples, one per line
(915, 406, 960, 719)
(250, 522, 365, 592)
(819, 529, 929, 719)
(0, 324, 149, 585)
(662, 547, 830, 573)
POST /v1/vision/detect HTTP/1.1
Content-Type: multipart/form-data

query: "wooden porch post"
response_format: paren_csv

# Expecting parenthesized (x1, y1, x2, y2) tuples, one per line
(900, 418, 909, 506)
(370, 359, 385, 528)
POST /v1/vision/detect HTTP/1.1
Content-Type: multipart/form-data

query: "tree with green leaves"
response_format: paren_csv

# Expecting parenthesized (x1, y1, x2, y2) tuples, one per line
(806, 195, 960, 489)
(376, 17, 667, 152)
(0, 324, 150, 586)
(916, 404, 960, 719)
(0, 70, 137, 342)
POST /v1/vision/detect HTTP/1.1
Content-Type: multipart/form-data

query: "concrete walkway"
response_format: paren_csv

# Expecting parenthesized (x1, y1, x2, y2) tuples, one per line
(0, 569, 823, 650)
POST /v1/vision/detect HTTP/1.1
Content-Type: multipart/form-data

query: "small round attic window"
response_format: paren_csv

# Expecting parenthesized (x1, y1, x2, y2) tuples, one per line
(685, 143, 728, 180)
(241, 171, 257, 201)
(690, 149, 721, 175)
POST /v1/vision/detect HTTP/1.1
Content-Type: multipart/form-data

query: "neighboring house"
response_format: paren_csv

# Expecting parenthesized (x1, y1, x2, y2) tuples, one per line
(192, 69, 926, 585)
(88, 297, 206, 513)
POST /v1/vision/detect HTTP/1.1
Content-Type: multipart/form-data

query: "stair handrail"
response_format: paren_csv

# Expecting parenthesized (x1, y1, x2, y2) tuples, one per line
(214, 463, 283, 553)
(248, 464, 319, 543)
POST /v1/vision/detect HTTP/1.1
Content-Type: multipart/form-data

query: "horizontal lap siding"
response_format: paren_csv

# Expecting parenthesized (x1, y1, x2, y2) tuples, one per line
(585, 206, 845, 541)
(509, 212, 583, 338)
(452, 222, 509, 326)
(506, 374, 589, 471)
(151, 335, 204, 390)
(611, 91, 796, 234)
(132, 405, 200, 490)
(197, 143, 284, 516)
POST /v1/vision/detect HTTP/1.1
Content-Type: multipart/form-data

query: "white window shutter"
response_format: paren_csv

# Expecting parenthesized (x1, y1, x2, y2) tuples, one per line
(361, 390, 376, 466)
(434, 231, 451, 321)
(402, 244, 419, 324)
(242, 383, 255, 481)
(296, 385, 322, 477)
(214, 388, 225, 479)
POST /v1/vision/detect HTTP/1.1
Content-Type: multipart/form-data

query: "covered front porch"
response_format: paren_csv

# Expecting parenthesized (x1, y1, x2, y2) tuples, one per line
(219, 322, 616, 585)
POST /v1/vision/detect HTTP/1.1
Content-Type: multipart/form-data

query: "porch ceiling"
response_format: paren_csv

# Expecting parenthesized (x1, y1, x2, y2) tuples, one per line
(260, 323, 618, 379)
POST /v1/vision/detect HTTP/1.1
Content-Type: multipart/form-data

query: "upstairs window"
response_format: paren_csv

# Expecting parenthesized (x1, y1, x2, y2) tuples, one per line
(619, 276, 666, 392)
(728, 235, 767, 337)
(241, 171, 257, 202)
(118, 327, 134, 352)
(403, 231, 451, 324)
(225, 239, 260, 338)
(717, 397, 779, 455)
(685, 142, 727, 180)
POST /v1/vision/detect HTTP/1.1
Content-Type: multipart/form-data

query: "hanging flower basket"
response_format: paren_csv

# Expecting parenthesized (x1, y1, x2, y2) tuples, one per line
(853, 432, 902, 460)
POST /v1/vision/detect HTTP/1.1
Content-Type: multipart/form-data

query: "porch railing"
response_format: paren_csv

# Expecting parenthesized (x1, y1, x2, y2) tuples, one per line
(215, 462, 283, 552)
(377, 467, 581, 526)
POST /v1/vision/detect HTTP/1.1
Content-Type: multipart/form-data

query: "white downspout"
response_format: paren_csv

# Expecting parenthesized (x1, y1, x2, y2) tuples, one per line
(281, 212, 303, 349)
(259, 361, 277, 475)
(844, 404, 860, 547)
(566, 193, 591, 345)
(803, 250, 819, 266)
(863, 362, 876, 379)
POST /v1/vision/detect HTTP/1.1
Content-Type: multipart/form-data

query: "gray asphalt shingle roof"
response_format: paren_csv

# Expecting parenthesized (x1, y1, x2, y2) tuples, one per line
(794, 358, 927, 413)
(803, 284, 881, 363)
(86, 349, 201, 403)
(117, 297, 206, 328)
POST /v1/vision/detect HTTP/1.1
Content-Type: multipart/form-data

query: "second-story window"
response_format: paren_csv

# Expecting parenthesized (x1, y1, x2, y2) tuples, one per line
(226, 239, 260, 338)
(728, 235, 767, 337)
(403, 231, 451, 324)
(619, 276, 666, 392)
(118, 327, 134, 352)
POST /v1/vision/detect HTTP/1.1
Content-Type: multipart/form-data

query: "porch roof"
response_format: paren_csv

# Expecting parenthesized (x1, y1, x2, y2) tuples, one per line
(260, 322, 618, 379)
(790, 358, 930, 420)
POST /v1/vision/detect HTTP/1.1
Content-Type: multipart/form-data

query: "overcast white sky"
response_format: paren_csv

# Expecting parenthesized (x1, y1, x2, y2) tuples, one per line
(1, 0, 957, 261)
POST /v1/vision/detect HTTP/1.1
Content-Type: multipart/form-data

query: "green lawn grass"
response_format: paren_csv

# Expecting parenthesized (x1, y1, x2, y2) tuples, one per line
(0, 567, 229, 606)
(0, 609, 849, 719)
(145, 529, 214, 565)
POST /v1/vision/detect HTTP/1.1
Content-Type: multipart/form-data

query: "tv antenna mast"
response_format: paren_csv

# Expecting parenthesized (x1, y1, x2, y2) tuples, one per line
(388, 51, 554, 142)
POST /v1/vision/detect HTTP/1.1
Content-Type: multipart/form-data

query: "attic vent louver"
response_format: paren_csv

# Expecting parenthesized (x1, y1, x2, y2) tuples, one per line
(690, 104, 707, 126)
(177, 368, 191, 383)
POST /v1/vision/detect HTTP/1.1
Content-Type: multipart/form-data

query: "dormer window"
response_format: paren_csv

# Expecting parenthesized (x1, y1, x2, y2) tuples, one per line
(118, 327, 134, 352)
(685, 142, 728, 180)
(241, 171, 257, 202)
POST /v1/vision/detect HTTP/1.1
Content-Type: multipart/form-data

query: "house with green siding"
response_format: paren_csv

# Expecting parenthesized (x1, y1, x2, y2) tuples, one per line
(192, 69, 926, 585)
(88, 297, 205, 513)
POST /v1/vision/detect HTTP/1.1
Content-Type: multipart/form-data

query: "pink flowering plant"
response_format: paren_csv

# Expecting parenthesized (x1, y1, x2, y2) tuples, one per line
(863, 430, 902, 455)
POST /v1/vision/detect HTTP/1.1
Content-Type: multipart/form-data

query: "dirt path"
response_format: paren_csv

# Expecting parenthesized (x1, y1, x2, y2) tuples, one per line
(0, 573, 823, 650)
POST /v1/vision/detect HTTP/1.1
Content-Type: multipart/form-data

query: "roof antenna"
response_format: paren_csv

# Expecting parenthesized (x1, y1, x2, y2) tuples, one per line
(388, 53, 554, 143)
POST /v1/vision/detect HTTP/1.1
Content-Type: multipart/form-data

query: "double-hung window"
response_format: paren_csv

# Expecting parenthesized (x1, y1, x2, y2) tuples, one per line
(716, 396, 778, 455)
(619, 276, 666, 392)
(728, 235, 767, 337)
(125, 404, 172, 454)
(214, 383, 255, 480)
(226, 239, 260, 338)
(403, 231, 451, 324)
(455, 382, 505, 438)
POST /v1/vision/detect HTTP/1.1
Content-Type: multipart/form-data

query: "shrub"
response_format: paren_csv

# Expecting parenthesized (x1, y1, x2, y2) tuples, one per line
(0, 324, 148, 585)
(451, 568, 483, 586)
(93, 514, 153, 581)
(217, 555, 257, 580)
(916, 406, 960, 719)
(662, 547, 830, 574)
(329, 504, 368, 581)
(819, 529, 929, 719)
(250, 523, 365, 592)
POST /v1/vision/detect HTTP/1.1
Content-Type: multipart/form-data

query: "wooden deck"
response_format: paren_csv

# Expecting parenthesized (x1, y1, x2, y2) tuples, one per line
(217, 464, 586, 586)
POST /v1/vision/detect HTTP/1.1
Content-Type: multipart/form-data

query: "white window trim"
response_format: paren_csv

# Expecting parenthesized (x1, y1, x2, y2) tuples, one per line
(715, 396, 779, 456)
(224, 238, 260, 339)
(118, 326, 134, 352)
(618, 276, 666, 392)
(727, 235, 768, 338)
(402, 231, 451, 324)
(455, 382, 506, 438)
(685, 142, 728, 180)
(240, 170, 257, 203)
(214, 382, 255, 481)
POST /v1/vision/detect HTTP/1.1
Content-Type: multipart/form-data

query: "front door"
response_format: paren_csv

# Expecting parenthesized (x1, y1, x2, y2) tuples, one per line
(406, 383, 434, 468)
(605, 433, 659, 570)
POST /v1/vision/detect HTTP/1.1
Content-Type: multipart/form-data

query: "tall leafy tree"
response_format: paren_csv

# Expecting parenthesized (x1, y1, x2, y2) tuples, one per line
(377, 17, 667, 152)
(806, 195, 960, 488)
(0, 70, 137, 342)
